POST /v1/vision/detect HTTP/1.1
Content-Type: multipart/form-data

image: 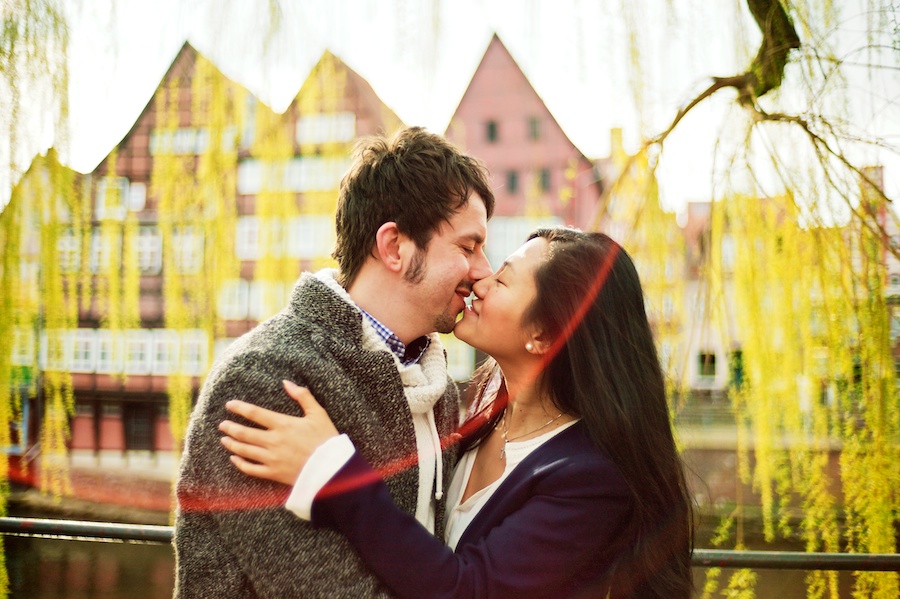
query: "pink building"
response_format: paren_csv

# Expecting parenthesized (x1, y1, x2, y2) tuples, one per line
(445, 34, 602, 228)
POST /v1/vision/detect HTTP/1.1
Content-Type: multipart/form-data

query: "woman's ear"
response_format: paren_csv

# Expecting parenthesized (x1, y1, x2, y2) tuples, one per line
(374, 222, 403, 273)
(525, 330, 553, 355)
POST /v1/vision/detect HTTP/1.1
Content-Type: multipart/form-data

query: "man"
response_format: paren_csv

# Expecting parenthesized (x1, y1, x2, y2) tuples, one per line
(174, 126, 494, 598)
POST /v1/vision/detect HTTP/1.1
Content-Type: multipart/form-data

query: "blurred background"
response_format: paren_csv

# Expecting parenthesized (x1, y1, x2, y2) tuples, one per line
(1, 1, 898, 597)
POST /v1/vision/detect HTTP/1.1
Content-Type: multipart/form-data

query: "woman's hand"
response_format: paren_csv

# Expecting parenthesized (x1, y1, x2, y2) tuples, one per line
(219, 380, 339, 486)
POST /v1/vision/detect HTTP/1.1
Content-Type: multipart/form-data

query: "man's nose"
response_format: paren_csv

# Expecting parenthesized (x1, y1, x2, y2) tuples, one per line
(469, 248, 492, 282)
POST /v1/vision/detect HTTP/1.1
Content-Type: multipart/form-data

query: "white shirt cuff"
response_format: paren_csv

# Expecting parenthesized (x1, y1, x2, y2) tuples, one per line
(285, 433, 356, 520)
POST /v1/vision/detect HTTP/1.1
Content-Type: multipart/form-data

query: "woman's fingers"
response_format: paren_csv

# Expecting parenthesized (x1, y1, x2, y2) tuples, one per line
(221, 435, 298, 485)
(282, 380, 321, 414)
(219, 382, 338, 486)
(229, 454, 273, 480)
(282, 381, 339, 438)
(220, 434, 269, 463)
(225, 399, 283, 429)
(219, 419, 270, 446)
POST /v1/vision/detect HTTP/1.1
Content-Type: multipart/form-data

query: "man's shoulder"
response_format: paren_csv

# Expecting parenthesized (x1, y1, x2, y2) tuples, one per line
(287, 271, 360, 325)
(213, 275, 360, 365)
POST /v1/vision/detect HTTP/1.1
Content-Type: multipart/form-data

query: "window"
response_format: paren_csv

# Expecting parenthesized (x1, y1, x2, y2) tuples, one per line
(173, 227, 204, 274)
(40, 330, 70, 371)
(124, 330, 152, 375)
(891, 314, 900, 342)
(258, 218, 286, 260)
(538, 168, 551, 192)
(295, 113, 356, 144)
(506, 171, 519, 194)
(151, 329, 180, 375)
(890, 274, 900, 288)
(74, 401, 94, 417)
(57, 228, 80, 273)
(180, 330, 209, 376)
(127, 182, 147, 212)
(235, 217, 260, 260)
(123, 403, 155, 451)
(137, 226, 162, 275)
(237, 157, 352, 194)
(698, 352, 717, 378)
(287, 216, 337, 260)
(249, 281, 286, 321)
(70, 329, 97, 373)
(96, 330, 124, 374)
(486, 121, 498, 142)
(218, 279, 250, 320)
(90, 228, 121, 274)
(95, 177, 129, 221)
(101, 402, 122, 417)
(237, 160, 262, 195)
(528, 117, 540, 140)
(149, 127, 210, 156)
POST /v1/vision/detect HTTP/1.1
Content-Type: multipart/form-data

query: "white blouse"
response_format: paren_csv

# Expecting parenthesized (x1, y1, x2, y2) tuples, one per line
(443, 419, 579, 550)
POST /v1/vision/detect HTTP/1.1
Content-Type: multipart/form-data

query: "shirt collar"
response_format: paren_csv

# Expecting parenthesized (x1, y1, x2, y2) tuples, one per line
(359, 309, 431, 366)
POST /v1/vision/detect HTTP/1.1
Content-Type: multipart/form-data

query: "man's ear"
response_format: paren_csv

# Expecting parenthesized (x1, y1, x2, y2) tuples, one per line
(374, 222, 415, 274)
(374, 222, 402, 272)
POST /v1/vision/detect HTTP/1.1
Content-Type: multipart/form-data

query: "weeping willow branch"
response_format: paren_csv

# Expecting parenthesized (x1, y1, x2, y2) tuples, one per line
(747, 107, 898, 256)
(592, 0, 895, 237)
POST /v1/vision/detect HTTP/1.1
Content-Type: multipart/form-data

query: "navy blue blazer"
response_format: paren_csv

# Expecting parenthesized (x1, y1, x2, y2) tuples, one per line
(312, 422, 633, 599)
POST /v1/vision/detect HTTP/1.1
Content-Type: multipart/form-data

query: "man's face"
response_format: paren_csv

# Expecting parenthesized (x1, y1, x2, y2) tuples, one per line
(403, 194, 491, 334)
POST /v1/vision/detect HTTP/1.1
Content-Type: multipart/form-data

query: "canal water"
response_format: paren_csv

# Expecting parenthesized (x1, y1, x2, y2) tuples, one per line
(5, 534, 857, 598)
(6, 536, 174, 599)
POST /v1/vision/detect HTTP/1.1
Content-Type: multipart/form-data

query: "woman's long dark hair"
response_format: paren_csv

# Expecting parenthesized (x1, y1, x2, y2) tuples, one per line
(462, 228, 694, 599)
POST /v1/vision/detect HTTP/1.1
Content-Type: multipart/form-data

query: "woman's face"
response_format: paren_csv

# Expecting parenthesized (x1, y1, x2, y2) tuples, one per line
(454, 236, 549, 359)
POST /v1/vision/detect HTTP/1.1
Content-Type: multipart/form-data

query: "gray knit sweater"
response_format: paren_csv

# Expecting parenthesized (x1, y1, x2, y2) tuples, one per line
(173, 273, 460, 598)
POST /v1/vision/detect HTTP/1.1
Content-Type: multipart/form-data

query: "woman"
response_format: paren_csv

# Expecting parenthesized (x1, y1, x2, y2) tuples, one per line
(219, 228, 694, 598)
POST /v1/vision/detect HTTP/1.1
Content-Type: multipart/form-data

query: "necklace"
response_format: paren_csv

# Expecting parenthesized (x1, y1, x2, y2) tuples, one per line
(499, 410, 564, 460)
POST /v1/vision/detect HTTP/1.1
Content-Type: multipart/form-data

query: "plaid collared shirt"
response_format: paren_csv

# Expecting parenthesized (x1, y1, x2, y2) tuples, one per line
(360, 309, 430, 366)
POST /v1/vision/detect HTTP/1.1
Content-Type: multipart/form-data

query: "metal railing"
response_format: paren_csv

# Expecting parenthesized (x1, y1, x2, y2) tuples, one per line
(1, 516, 171, 544)
(2, 517, 898, 572)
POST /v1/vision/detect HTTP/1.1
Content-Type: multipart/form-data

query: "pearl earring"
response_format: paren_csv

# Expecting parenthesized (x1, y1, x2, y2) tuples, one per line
(525, 342, 534, 352)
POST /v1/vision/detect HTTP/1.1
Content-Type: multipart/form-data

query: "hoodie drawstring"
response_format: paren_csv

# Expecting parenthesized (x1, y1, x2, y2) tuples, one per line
(427, 409, 444, 501)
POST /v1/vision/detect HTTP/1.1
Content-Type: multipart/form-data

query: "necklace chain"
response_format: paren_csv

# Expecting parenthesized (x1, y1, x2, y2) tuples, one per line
(499, 410, 564, 460)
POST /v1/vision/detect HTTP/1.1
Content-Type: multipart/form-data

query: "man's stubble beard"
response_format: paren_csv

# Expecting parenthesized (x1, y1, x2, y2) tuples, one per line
(403, 247, 427, 285)
(405, 247, 460, 335)
(432, 312, 458, 335)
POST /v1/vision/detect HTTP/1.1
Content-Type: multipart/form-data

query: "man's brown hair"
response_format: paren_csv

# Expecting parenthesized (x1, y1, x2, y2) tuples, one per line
(333, 126, 495, 287)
